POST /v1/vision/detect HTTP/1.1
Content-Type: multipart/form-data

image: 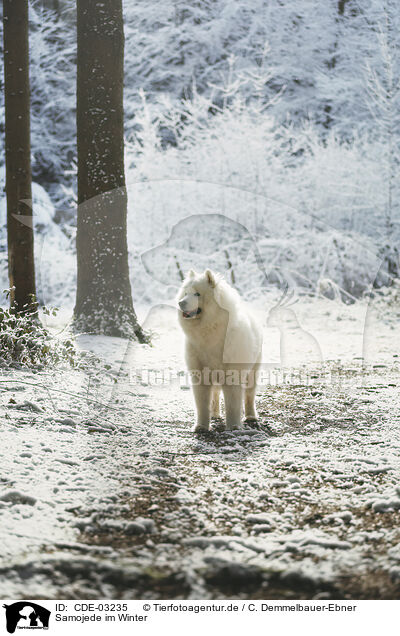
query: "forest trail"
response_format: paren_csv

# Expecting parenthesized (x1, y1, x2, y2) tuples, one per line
(1, 300, 400, 599)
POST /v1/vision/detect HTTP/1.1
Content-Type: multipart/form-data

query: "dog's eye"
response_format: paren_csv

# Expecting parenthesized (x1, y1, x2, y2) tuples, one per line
(194, 292, 200, 297)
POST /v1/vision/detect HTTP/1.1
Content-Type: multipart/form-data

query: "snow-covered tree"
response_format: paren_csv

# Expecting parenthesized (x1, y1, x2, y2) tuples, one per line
(74, 0, 145, 340)
(364, 2, 400, 253)
(3, 0, 36, 311)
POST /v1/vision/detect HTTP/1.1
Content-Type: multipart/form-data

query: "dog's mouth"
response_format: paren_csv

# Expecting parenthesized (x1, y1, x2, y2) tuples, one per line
(181, 308, 202, 319)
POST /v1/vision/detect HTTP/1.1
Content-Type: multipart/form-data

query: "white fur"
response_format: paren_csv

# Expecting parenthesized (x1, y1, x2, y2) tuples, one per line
(177, 269, 263, 432)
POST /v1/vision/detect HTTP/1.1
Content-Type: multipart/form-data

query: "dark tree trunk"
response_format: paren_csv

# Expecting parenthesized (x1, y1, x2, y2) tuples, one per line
(3, 0, 36, 312)
(75, 0, 146, 341)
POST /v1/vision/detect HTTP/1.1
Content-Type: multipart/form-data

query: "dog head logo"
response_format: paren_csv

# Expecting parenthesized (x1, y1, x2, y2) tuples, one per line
(140, 213, 271, 291)
(3, 602, 50, 634)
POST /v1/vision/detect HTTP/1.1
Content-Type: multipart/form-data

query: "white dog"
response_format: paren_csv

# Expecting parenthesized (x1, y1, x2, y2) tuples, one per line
(178, 269, 263, 432)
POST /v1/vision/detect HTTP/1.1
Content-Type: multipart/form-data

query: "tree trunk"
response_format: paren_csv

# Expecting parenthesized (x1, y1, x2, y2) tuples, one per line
(75, 0, 146, 341)
(3, 0, 36, 312)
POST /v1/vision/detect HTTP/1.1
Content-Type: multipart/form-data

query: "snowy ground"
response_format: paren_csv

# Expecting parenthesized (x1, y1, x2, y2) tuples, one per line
(1, 295, 400, 599)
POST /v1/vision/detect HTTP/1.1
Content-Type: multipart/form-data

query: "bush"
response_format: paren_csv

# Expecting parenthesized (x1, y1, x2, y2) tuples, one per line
(126, 88, 395, 303)
(0, 303, 78, 368)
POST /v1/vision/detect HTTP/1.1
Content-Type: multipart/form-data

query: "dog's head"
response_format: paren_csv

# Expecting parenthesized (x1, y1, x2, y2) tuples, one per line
(177, 269, 219, 320)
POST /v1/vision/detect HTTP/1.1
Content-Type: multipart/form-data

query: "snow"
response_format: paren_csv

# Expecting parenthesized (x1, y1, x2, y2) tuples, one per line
(1, 2, 400, 311)
(0, 0, 400, 601)
(0, 296, 399, 598)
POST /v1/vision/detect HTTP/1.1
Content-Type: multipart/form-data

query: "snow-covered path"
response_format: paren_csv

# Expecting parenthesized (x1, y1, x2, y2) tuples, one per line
(1, 299, 400, 599)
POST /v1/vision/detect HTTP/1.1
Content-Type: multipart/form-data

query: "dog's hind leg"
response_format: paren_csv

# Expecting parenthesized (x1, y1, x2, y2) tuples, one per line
(244, 363, 260, 422)
(210, 386, 221, 418)
(244, 385, 257, 421)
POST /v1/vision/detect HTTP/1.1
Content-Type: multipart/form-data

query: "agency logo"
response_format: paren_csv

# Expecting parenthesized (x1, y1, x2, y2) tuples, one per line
(3, 603, 50, 634)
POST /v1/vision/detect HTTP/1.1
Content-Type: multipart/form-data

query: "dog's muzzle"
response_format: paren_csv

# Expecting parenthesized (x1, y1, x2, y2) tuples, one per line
(181, 307, 202, 319)
(179, 297, 202, 319)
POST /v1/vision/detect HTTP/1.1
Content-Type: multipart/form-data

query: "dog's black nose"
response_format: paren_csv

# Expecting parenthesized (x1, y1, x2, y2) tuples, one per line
(179, 300, 187, 309)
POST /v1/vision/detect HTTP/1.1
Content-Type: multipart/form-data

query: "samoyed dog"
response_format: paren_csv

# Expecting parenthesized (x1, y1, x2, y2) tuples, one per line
(178, 269, 263, 432)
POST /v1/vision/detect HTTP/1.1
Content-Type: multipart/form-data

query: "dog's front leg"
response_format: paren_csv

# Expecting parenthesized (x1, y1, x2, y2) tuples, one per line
(192, 383, 211, 432)
(223, 384, 243, 430)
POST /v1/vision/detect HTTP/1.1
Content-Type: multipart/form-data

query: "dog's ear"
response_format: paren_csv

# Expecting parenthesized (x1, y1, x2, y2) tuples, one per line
(205, 269, 216, 288)
(187, 269, 196, 279)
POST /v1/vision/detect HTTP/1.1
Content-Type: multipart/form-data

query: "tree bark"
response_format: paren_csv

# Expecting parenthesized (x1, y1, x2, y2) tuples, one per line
(3, 0, 36, 312)
(75, 0, 146, 341)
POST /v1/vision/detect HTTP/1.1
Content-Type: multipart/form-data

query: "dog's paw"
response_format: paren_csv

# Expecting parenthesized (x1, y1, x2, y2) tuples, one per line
(226, 422, 243, 431)
(193, 423, 210, 433)
(244, 415, 258, 422)
(244, 419, 262, 430)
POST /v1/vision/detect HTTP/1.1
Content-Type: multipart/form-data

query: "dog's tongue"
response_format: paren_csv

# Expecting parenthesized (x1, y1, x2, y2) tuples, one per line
(183, 309, 199, 318)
